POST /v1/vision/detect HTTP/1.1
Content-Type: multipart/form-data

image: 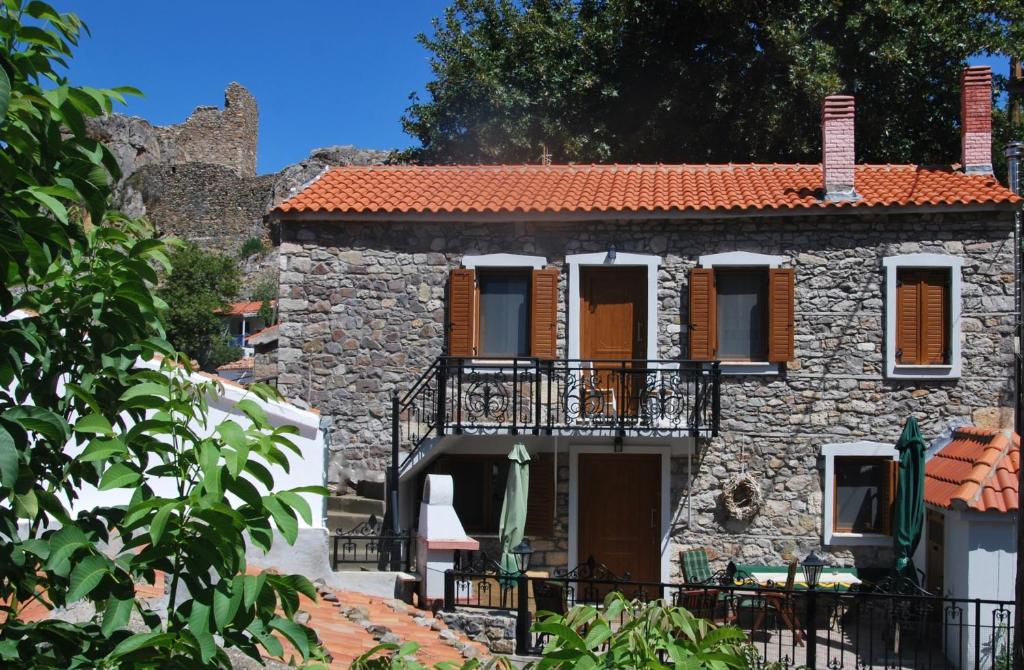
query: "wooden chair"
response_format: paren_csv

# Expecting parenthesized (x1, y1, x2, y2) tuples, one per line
(742, 560, 805, 646)
(680, 548, 715, 584)
(675, 588, 723, 623)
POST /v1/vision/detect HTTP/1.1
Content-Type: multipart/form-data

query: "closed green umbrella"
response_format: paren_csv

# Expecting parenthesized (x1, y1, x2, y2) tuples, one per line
(498, 443, 531, 581)
(893, 417, 926, 583)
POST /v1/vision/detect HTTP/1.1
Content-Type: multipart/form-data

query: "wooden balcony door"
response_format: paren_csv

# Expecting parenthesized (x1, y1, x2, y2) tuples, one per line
(578, 453, 661, 586)
(580, 267, 647, 418)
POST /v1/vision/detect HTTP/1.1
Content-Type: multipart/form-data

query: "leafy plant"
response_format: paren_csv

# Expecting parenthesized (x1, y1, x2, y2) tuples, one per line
(527, 592, 751, 669)
(251, 277, 278, 326)
(351, 641, 513, 670)
(158, 242, 243, 368)
(0, 2, 326, 667)
(238, 237, 267, 259)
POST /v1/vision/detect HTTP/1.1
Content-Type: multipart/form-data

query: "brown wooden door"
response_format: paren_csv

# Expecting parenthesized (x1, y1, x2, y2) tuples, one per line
(581, 268, 646, 417)
(578, 454, 661, 585)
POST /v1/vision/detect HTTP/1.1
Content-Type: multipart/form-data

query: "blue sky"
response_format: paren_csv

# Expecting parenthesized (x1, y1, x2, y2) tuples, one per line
(59, 2, 1010, 175)
(61, 1, 451, 173)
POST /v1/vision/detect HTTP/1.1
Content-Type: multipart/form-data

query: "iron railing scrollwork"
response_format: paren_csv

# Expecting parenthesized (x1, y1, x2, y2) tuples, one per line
(441, 569, 1014, 668)
(331, 514, 413, 572)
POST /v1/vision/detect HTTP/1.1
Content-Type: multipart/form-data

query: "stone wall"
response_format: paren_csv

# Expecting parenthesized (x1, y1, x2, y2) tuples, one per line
(88, 82, 258, 179)
(438, 609, 517, 655)
(276, 212, 1015, 566)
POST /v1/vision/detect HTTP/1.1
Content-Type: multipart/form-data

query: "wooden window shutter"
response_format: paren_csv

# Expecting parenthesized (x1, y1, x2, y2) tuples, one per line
(688, 268, 716, 360)
(767, 268, 796, 363)
(447, 269, 476, 357)
(531, 268, 559, 360)
(882, 460, 899, 535)
(921, 272, 949, 365)
(525, 453, 555, 537)
(895, 272, 921, 365)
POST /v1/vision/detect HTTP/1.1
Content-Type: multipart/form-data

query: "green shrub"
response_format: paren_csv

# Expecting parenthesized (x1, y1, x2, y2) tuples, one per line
(528, 592, 753, 669)
(239, 237, 267, 259)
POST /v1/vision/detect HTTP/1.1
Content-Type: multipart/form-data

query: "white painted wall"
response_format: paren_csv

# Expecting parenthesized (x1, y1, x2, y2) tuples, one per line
(941, 509, 1017, 668)
(63, 359, 327, 530)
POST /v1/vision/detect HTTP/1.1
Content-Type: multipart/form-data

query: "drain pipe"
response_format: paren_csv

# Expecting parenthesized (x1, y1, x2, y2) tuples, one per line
(1006, 140, 1023, 670)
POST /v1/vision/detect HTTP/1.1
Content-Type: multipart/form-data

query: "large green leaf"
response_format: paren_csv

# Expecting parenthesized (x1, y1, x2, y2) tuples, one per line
(0, 423, 19, 488)
(108, 631, 176, 659)
(67, 555, 109, 602)
(3, 406, 70, 445)
(262, 495, 298, 544)
(101, 595, 135, 636)
(45, 525, 90, 576)
(0, 65, 9, 124)
(269, 617, 310, 660)
(75, 413, 114, 436)
(98, 462, 140, 490)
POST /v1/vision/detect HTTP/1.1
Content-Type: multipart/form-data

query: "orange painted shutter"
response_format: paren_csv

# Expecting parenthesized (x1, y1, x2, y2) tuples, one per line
(921, 272, 949, 365)
(882, 460, 899, 535)
(531, 268, 559, 360)
(896, 272, 920, 365)
(689, 268, 716, 360)
(767, 268, 796, 363)
(525, 453, 555, 537)
(447, 269, 476, 357)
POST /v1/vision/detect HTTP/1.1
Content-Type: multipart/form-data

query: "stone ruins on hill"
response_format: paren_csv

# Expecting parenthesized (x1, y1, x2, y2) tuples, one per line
(86, 83, 391, 263)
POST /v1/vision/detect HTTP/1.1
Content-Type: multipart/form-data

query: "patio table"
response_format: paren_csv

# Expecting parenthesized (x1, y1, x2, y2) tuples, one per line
(735, 564, 861, 590)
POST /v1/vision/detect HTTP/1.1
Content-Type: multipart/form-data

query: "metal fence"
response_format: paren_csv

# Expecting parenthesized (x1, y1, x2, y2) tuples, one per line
(331, 515, 414, 572)
(442, 565, 1014, 669)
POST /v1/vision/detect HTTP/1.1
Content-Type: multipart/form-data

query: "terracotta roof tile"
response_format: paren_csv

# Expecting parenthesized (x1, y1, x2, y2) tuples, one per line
(273, 164, 1019, 217)
(246, 323, 279, 346)
(924, 426, 1020, 513)
(216, 357, 254, 372)
(217, 300, 274, 316)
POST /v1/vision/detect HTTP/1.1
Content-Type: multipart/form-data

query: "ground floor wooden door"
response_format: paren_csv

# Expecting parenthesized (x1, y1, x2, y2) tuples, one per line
(578, 453, 661, 584)
(580, 267, 647, 418)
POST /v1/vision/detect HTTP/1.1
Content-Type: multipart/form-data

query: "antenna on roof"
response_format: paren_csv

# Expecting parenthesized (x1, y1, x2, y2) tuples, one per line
(539, 144, 552, 166)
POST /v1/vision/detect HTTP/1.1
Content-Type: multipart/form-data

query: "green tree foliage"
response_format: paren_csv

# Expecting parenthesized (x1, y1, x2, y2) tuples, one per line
(528, 592, 753, 669)
(159, 243, 242, 369)
(251, 277, 278, 326)
(0, 3, 326, 667)
(402, 0, 1024, 170)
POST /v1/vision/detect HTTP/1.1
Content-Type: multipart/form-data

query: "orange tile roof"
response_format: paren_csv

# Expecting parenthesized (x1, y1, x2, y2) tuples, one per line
(217, 300, 274, 317)
(924, 426, 1020, 513)
(246, 323, 279, 345)
(273, 164, 1019, 217)
(216, 357, 254, 372)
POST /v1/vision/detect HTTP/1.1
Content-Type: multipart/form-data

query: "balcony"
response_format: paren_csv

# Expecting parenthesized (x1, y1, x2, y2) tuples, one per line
(395, 357, 720, 459)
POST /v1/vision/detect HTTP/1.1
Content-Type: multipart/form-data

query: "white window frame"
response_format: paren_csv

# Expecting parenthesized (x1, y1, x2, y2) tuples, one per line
(882, 253, 962, 380)
(566, 251, 661, 362)
(698, 251, 786, 375)
(821, 441, 898, 546)
(459, 254, 549, 364)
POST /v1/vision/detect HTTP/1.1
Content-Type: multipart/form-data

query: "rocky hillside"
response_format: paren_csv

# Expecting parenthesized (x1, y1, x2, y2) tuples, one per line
(87, 83, 392, 294)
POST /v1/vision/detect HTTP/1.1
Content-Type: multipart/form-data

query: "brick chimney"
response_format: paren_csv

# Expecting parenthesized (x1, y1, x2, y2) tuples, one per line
(961, 65, 993, 174)
(821, 95, 857, 200)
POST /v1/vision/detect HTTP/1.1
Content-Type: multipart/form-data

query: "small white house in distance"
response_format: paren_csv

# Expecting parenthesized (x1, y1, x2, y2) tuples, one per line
(65, 357, 334, 583)
(923, 426, 1018, 668)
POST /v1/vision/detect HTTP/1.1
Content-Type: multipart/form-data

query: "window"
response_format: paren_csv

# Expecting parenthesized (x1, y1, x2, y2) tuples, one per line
(447, 265, 559, 359)
(883, 254, 962, 379)
(478, 270, 530, 357)
(690, 252, 794, 371)
(429, 453, 555, 536)
(715, 269, 768, 361)
(896, 268, 950, 365)
(833, 457, 893, 534)
(821, 441, 898, 546)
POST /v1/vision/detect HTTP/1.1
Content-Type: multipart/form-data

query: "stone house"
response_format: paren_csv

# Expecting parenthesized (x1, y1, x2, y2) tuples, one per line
(270, 66, 1020, 581)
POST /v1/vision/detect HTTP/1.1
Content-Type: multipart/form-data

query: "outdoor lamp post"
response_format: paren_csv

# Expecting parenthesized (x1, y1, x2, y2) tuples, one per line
(511, 540, 534, 656)
(801, 551, 825, 667)
(801, 551, 825, 589)
(511, 540, 533, 574)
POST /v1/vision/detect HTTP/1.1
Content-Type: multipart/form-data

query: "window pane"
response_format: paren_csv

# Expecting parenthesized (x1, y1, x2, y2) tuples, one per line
(835, 458, 886, 533)
(479, 272, 530, 356)
(716, 270, 767, 360)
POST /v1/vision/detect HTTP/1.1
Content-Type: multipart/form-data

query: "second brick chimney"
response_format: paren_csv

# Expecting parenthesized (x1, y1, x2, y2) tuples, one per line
(821, 95, 857, 200)
(961, 65, 993, 174)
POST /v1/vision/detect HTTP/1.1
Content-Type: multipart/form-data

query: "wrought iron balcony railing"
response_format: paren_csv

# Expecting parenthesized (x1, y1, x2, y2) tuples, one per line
(395, 357, 720, 465)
